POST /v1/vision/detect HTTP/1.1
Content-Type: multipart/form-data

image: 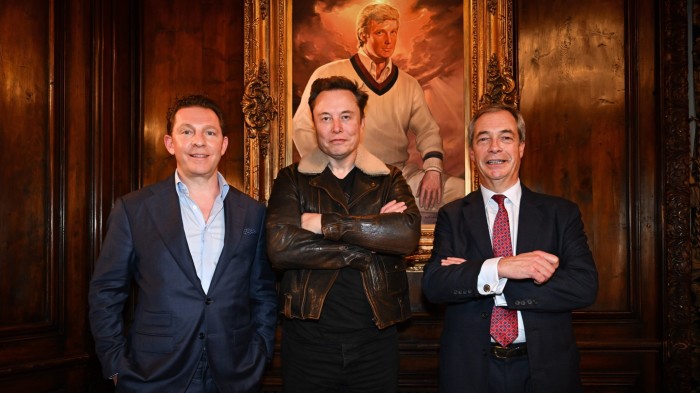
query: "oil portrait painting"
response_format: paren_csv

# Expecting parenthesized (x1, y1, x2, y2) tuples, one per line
(290, 0, 466, 223)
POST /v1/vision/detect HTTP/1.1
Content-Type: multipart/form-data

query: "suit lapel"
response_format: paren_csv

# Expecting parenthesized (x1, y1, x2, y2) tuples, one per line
(145, 177, 202, 292)
(461, 191, 494, 259)
(208, 188, 246, 291)
(516, 186, 545, 254)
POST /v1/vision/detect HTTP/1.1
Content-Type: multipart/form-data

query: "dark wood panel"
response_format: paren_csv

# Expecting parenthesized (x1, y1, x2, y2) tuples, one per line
(140, 0, 246, 190)
(0, 0, 52, 329)
(517, 0, 629, 313)
(512, 0, 664, 390)
(580, 350, 661, 392)
(0, 0, 96, 390)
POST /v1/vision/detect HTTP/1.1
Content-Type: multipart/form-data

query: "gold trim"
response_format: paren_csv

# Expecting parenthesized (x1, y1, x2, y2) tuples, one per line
(243, 0, 285, 201)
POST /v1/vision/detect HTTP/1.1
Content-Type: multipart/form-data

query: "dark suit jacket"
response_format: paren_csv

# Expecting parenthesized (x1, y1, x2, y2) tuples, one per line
(89, 175, 277, 393)
(422, 185, 598, 393)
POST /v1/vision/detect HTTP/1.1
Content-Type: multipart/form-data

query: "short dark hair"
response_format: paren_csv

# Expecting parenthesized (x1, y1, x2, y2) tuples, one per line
(467, 103, 526, 147)
(165, 94, 225, 135)
(308, 76, 369, 118)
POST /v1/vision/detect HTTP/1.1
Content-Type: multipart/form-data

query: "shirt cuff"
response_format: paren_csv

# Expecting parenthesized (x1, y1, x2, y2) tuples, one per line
(478, 257, 508, 295)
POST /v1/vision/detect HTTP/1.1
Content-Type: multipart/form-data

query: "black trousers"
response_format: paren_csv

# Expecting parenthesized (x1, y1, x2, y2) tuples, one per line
(281, 327, 399, 393)
(487, 347, 532, 393)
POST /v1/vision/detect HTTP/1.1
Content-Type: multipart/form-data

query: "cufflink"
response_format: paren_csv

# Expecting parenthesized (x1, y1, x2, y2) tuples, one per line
(483, 284, 491, 292)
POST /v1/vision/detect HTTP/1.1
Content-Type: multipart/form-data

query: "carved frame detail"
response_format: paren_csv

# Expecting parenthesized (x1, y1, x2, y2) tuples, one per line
(661, 0, 692, 391)
(467, 0, 518, 191)
(242, 0, 287, 201)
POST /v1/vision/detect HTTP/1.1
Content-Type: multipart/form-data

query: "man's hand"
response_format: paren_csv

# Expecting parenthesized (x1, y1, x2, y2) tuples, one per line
(497, 250, 559, 284)
(380, 200, 407, 214)
(419, 170, 442, 209)
(441, 256, 466, 266)
(301, 212, 322, 234)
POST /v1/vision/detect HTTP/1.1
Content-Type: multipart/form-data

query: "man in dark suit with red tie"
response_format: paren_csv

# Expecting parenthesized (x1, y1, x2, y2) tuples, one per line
(422, 104, 598, 393)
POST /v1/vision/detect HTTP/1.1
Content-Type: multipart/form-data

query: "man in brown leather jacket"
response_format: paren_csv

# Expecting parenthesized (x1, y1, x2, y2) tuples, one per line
(266, 76, 421, 393)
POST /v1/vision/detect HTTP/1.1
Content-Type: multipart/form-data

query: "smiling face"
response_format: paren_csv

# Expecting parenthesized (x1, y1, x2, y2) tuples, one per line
(360, 19, 398, 62)
(313, 89, 365, 166)
(469, 110, 525, 192)
(163, 106, 228, 183)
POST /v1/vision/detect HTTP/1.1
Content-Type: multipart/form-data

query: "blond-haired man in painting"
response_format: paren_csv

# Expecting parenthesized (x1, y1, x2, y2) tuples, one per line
(293, 2, 465, 215)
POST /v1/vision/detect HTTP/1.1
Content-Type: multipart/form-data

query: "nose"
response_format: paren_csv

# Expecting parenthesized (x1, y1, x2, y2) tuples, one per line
(488, 138, 502, 152)
(192, 131, 205, 146)
(332, 118, 342, 133)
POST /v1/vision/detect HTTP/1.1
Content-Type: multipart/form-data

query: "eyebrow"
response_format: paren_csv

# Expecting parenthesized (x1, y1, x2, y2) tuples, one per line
(176, 123, 220, 130)
(317, 110, 355, 116)
(475, 129, 514, 137)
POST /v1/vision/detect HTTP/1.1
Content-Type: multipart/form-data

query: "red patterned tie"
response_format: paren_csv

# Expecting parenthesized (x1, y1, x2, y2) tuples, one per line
(489, 194, 518, 347)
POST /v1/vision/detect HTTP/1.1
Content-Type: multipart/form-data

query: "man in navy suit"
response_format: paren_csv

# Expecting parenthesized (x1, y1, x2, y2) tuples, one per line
(89, 95, 277, 393)
(422, 104, 598, 393)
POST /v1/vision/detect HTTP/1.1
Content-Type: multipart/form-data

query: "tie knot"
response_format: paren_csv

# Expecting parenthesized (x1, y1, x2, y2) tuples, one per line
(492, 194, 507, 206)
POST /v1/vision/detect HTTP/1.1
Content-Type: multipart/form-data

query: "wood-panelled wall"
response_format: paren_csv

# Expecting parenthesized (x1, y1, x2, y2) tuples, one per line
(0, 0, 691, 392)
(517, 0, 662, 390)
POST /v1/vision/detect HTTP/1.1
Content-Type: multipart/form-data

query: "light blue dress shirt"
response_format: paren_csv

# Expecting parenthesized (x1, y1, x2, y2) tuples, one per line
(174, 170, 229, 294)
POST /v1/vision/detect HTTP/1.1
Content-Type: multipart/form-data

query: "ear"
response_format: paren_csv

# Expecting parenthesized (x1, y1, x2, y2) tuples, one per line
(357, 29, 366, 45)
(519, 141, 525, 158)
(220, 136, 229, 155)
(164, 134, 175, 155)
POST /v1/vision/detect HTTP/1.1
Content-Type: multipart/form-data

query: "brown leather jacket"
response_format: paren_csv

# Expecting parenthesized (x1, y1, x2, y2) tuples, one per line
(266, 147, 421, 329)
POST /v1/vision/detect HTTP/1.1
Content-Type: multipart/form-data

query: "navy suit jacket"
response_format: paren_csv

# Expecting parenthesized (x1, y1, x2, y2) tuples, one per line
(422, 185, 598, 393)
(89, 175, 277, 393)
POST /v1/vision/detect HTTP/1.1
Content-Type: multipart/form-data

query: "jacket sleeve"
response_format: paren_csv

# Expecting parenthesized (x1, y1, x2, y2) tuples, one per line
(248, 209, 279, 360)
(88, 198, 133, 379)
(320, 169, 421, 256)
(504, 203, 598, 312)
(422, 204, 487, 304)
(407, 77, 444, 172)
(266, 167, 372, 271)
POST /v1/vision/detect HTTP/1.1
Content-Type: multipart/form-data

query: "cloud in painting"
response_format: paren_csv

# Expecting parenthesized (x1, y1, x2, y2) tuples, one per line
(292, 1, 358, 99)
(396, 0, 464, 85)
